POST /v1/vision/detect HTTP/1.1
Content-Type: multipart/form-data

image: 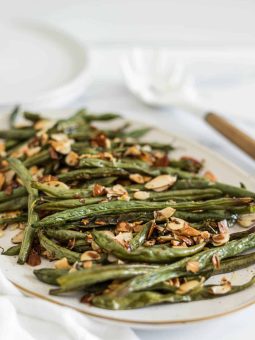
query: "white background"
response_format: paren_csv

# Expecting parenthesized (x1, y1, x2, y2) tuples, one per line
(0, 1, 254, 339)
(1, 0, 255, 47)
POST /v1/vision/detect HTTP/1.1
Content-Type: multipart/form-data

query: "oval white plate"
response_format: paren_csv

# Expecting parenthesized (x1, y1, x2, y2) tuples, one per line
(0, 114, 254, 329)
(0, 21, 90, 108)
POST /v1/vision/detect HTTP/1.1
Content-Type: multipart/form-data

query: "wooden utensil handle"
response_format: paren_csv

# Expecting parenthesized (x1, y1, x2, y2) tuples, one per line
(205, 112, 255, 160)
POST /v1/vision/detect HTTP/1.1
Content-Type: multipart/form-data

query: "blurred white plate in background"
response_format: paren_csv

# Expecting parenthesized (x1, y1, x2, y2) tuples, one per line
(0, 21, 90, 108)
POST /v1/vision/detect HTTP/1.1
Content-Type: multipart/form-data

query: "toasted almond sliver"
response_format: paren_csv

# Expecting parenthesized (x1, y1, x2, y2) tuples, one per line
(154, 207, 176, 221)
(180, 225, 201, 237)
(54, 257, 71, 269)
(145, 175, 177, 191)
(144, 239, 156, 247)
(212, 233, 230, 246)
(80, 251, 101, 261)
(115, 232, 133, 245)
(107, 184, 127, 196)
(125, 145, 141, 156)
(157, 235, 173, 243)
(83, 260, 93, 269)
(50, 139, 73, 155)
(92, 183, 106, 197)
(11, 230, 24, 244)
(176, 280, 201, 295)
(208, 284, 231, 295)
(0, 142, 6, 156)
(201, 231, 211, 240)
(65, 151, 79, 166)
(152, 185, 171, 192)
(116, 221, 132, 232)
(212, 254, 221, 269)
(5, 170, 15, 185)
(203, 170, 217, 182)
(166, 217, 186, 230)
(34, 119, 55, 131)
(0, 173, 5, 190)
(133, 191, 150, 200)
(129, 173, 148, 184)
(51, 133, 68, 141)
(237, 213, 255, 228)
(26, 146, 41, 157)
(186, 261, 200, 273)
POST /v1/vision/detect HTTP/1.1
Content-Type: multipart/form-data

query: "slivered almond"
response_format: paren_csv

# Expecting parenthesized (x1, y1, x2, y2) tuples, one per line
(115, 232, 133, 246)
(92, 184, 106, 197)
(116, 221, 132, 232)
(212, 232, 230, 246)
(145, 175, 176, 191)
(186, 261, 200, 273)
(50, 134, 74, 155)
(209, 283, 231, 295)
(106, 184, 127, 196)
(26, 146, 41, 157)
(34, 119, 55, 131)
(180, 225, 201, 237)
(203, 170, 217, 182)
(171, 240, 181, 246)
(129, 173, 150, 184)
(152, 185, 171, 192)
(54, 257, 71, 269)
(176, 280, 201, 294)
(83, 260, 93, 269)
(50, 139, 73, 155)
(157, 235, 173, 243)
(237, 213, 255, 228)
(0, 173, 5, 190)
(5, 170, 15, 185)
(133, 191, 150, 200)
(177, 235, 194, 246)
(144, 239, 156, 247)
(166, 217, 186, 230)
(201, 231, 211, 241)
(154, 207, 176, 221)
(0, 142, 6, 157)
(212, 254, 221, 269)
(65, 151, 79, 166)
(91, 240, 101, 251)
(125, 145, 141, 156)
(80, 251, 101, 261)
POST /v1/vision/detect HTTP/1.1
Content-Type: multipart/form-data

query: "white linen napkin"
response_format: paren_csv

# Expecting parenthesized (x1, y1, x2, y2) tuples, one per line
(0, 271, 138, 340)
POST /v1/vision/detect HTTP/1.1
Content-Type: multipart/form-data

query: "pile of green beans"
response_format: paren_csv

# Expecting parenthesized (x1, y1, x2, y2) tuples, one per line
(0, 108, 254, 310)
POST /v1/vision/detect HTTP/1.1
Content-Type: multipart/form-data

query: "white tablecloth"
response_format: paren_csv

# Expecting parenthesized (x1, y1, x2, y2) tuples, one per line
(1, 48, 255, 339)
